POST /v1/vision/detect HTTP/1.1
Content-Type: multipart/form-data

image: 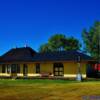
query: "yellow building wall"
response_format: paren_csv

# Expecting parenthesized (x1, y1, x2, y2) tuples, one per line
(40, 63, 53, 73)
(17, 63, 39, 77)
(18, 63, 53, 77)
(28, 64, 35, 74)
(27, 63, 40, 77)
(64, 62, 77, 74)
(0, 62, 87, 78)
(63, 62, 87, 74)
(63, 62, 87, 78)
(39, 62, 87, 78)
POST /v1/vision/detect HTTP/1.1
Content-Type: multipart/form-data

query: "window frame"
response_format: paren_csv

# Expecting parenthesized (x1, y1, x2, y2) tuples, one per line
(53, 63, 64, 76)
(23, 64, 28, 76)
(2, 64, 6, 73)
(7, 64, 11, 74)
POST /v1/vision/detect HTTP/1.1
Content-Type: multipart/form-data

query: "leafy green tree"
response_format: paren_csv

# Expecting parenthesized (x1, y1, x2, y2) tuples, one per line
(82, 21, 100, 61)
(39, 34, 81, 52)
(48, 34, 66, 51)
(64, 36, 81, 50)
(39, 43, 52, 53)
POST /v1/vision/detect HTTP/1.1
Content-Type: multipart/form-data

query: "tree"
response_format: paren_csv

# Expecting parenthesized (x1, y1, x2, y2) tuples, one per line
(39, 43, 52, 53)
(64, 36, 81, 51)
(48, 34, 66, 51)
(39, 34, 81, 52)
(82, 21, 100, 61)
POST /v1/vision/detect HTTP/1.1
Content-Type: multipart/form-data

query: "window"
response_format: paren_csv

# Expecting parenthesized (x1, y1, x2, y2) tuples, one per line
(7, 65, 11, 74)
(53, 63, 64, 76)
(23, 64, 28, 76)
(11, 64, 17, 73)
(2, 65, 6, 73)
(36, 64, 40, 73)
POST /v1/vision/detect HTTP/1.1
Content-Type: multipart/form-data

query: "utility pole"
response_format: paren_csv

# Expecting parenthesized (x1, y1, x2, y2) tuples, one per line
(76, 55, 82, 81)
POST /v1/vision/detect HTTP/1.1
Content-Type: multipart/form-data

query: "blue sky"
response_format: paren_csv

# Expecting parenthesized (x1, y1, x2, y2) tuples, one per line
(0, 0, 100, 55)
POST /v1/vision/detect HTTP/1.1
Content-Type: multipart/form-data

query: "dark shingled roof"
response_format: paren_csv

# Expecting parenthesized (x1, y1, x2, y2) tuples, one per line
(32, 51, 93, 62)
(0, 47, 36, 62)
(0, 47, 94, 63)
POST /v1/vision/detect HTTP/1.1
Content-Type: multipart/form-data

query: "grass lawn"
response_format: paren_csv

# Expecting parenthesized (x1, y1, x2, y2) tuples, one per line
(0, 79, 100, 100)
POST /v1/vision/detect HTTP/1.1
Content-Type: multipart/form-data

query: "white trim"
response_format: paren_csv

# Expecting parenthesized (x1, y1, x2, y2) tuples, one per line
(64, 74, 86, 78)
(17, 74, 23, 77)
(28, 74, 40, 77)
(0, 73, 86, 78)
(0, 73, 11, 76)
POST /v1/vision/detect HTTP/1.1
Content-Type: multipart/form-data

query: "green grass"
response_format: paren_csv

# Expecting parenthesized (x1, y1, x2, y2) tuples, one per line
(0, 79, 100, 100)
